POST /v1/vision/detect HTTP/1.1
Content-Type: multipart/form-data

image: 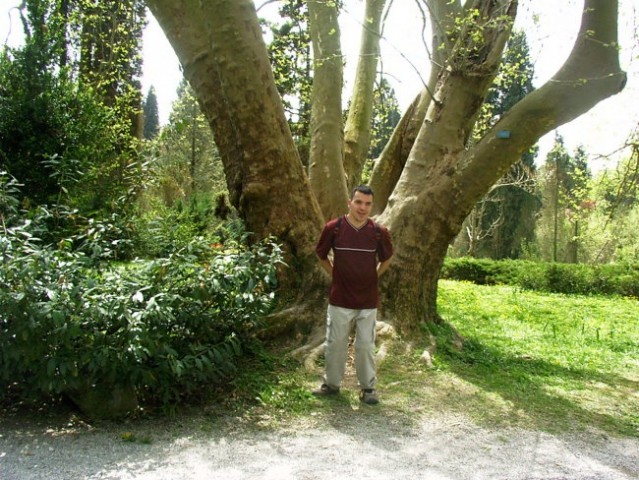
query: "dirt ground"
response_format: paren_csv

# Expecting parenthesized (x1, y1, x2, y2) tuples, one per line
(1, 398, 638, 480)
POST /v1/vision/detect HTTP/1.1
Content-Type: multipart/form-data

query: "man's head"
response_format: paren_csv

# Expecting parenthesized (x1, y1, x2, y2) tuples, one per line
(350, 185, 374, 200)
(348, 185, 374, 224)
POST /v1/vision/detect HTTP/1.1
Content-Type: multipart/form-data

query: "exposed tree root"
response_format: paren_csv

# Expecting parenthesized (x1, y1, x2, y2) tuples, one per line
(290, 325, 325, 372)
(259, 296, 326, 342)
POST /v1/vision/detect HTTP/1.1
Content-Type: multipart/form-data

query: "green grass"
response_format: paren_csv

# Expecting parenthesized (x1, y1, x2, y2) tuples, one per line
(433, 280, 639, 436)
(217, 280, 639, 438)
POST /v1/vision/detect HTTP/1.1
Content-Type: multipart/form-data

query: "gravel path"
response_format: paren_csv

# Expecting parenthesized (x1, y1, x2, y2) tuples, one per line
(1, 406, 637, 480)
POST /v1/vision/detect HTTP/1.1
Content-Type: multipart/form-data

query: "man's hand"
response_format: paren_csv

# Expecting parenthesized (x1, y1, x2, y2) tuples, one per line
(319, 258, 333, 276)
(377, 258, 392, 277)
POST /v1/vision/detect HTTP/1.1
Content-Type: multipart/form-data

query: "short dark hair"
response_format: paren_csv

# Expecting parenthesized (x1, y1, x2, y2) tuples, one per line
(351, 185, 374, 199)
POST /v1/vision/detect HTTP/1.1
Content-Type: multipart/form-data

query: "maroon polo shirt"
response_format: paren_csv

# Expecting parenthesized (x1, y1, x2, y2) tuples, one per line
(315, 215, 393, 309)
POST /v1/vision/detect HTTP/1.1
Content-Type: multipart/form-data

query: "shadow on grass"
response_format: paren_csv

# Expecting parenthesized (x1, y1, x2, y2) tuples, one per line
(431, 321, 639, 438)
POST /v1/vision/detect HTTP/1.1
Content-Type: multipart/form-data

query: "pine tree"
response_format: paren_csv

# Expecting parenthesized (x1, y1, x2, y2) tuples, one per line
(147, 80, 226, 206)
(143, 86, 160, 140)
(536, 135, 592, 262)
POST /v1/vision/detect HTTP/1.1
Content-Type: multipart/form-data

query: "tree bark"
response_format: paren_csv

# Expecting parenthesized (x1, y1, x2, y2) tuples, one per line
(369, 0, 458, 214)
(343, 0, 386, 192)
(146, 0, 324, 289)
(307, 0, 349, 221)
(380, 0, 625, 330)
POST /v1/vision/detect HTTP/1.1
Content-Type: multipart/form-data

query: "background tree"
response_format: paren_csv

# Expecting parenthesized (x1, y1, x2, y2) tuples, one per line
(452, 30, 540, 259)
(145, 80, 226, 205)
(0, 0, 135, 211)
(264, 0, 313, 167)
(535, 136, 592, 263)
(588, 138, 639, 262)
(362, 77, 401, 182)
(143, 86, 160, 140)
(78, 0, 146, 138)
(146, 0, 626, 335)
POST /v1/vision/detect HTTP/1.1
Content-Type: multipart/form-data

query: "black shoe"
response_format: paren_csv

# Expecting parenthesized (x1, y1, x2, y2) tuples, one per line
(312, 384, 340, 396)
(359, 389, 379, 405)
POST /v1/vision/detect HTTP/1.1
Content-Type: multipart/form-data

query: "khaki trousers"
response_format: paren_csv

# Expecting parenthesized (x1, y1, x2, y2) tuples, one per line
(323, 305, 377, 390)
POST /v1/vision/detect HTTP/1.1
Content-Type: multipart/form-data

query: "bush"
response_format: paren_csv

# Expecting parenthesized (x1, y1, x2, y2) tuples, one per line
(133, 194, 224, 259)
(442, 257, 533, 286)
(0, 181, 283, 414)
(442, 256, 639, 298)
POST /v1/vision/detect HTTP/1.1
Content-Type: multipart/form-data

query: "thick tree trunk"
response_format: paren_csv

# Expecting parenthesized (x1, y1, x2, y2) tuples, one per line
(146, 0, 324, 290)
(381, 0, 625, 331)
(307, 0, 349, 221)
(343, 0, 386, 192)
(378, 0, 517, 328)
(369, 0, 458, 214)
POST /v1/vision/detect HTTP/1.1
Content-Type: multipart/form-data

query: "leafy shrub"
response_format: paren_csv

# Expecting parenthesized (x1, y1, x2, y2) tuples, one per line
(442, 256, 639, 297)
(442, 257, 533, 286)
(0, 177, 283, 410)
(441, 257, 495, 284)
(133, 194, 224, 259)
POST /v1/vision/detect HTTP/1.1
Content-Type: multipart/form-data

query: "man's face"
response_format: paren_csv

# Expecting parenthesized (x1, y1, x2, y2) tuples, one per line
(348, 191, 373, 223)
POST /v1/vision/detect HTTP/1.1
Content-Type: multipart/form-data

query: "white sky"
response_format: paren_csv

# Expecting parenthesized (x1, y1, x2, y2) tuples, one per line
(2, 0, 638, 170)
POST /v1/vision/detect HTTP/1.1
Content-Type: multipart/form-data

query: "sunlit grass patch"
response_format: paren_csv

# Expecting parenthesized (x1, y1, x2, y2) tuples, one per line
(436, 280, 639, 436)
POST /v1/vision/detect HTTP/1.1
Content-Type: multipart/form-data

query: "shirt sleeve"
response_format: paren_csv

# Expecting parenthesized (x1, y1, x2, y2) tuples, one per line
(315, 221, 336, 260)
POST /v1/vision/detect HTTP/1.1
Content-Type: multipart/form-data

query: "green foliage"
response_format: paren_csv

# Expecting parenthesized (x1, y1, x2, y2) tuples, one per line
(0, 47, 117, 205)
(534, 135, 593, 263)
(442, 257, 526, 286)
(264, 0, 312, 164)
(436, 280, 639, 436)
(442, 256, 639, 297)
(0, 175, 283, 409)
(454, 31, 539, 259)
(448, 8, 514, 72)
(143, 80, 226, 206)
(77, 0, 146, 122)
(143, 86, 160, 140)
(368, 78, 401, 160)
(135, 194, 225, 259)
(0, 0, 145, 212)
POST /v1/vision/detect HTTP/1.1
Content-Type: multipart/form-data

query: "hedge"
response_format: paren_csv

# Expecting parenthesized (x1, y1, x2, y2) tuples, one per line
(441, 257, 639, 298)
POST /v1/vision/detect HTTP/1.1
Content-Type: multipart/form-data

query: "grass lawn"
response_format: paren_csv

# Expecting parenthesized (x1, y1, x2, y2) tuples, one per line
(228, 280, 639, 438)
(430, 280, 639, 436)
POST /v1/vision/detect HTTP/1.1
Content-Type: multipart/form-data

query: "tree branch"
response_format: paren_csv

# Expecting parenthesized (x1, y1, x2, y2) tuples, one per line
(458, 0, 626, 208)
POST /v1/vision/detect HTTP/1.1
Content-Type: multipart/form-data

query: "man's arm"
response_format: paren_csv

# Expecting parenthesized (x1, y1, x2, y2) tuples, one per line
(319, 257, 333, 276)
(377, 258, 392, 277)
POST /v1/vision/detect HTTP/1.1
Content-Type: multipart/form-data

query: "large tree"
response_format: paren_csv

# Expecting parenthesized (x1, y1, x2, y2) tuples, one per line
(145, 0, 626, 335)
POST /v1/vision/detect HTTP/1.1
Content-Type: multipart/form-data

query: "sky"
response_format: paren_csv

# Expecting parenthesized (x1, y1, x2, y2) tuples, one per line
(2, 0, 638, 171)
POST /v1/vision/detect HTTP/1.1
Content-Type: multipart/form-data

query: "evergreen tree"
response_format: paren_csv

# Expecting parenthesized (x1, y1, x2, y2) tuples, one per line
(454, 31, 540, 259)
(264, 0, 312, 166)
(535, 135, 592, 262)
(369, 78, 402, 160)
(361, 78, 401, 183)
(78, 0, 146, 138)
(588, 139, 639, 262)
(146, 80, 226, 206)
(0, 0, 131, 208)
(143, 86, 160, 140)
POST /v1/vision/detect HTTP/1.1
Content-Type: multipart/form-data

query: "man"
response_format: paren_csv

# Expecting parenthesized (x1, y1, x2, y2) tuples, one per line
(313, 185, 393, 405)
